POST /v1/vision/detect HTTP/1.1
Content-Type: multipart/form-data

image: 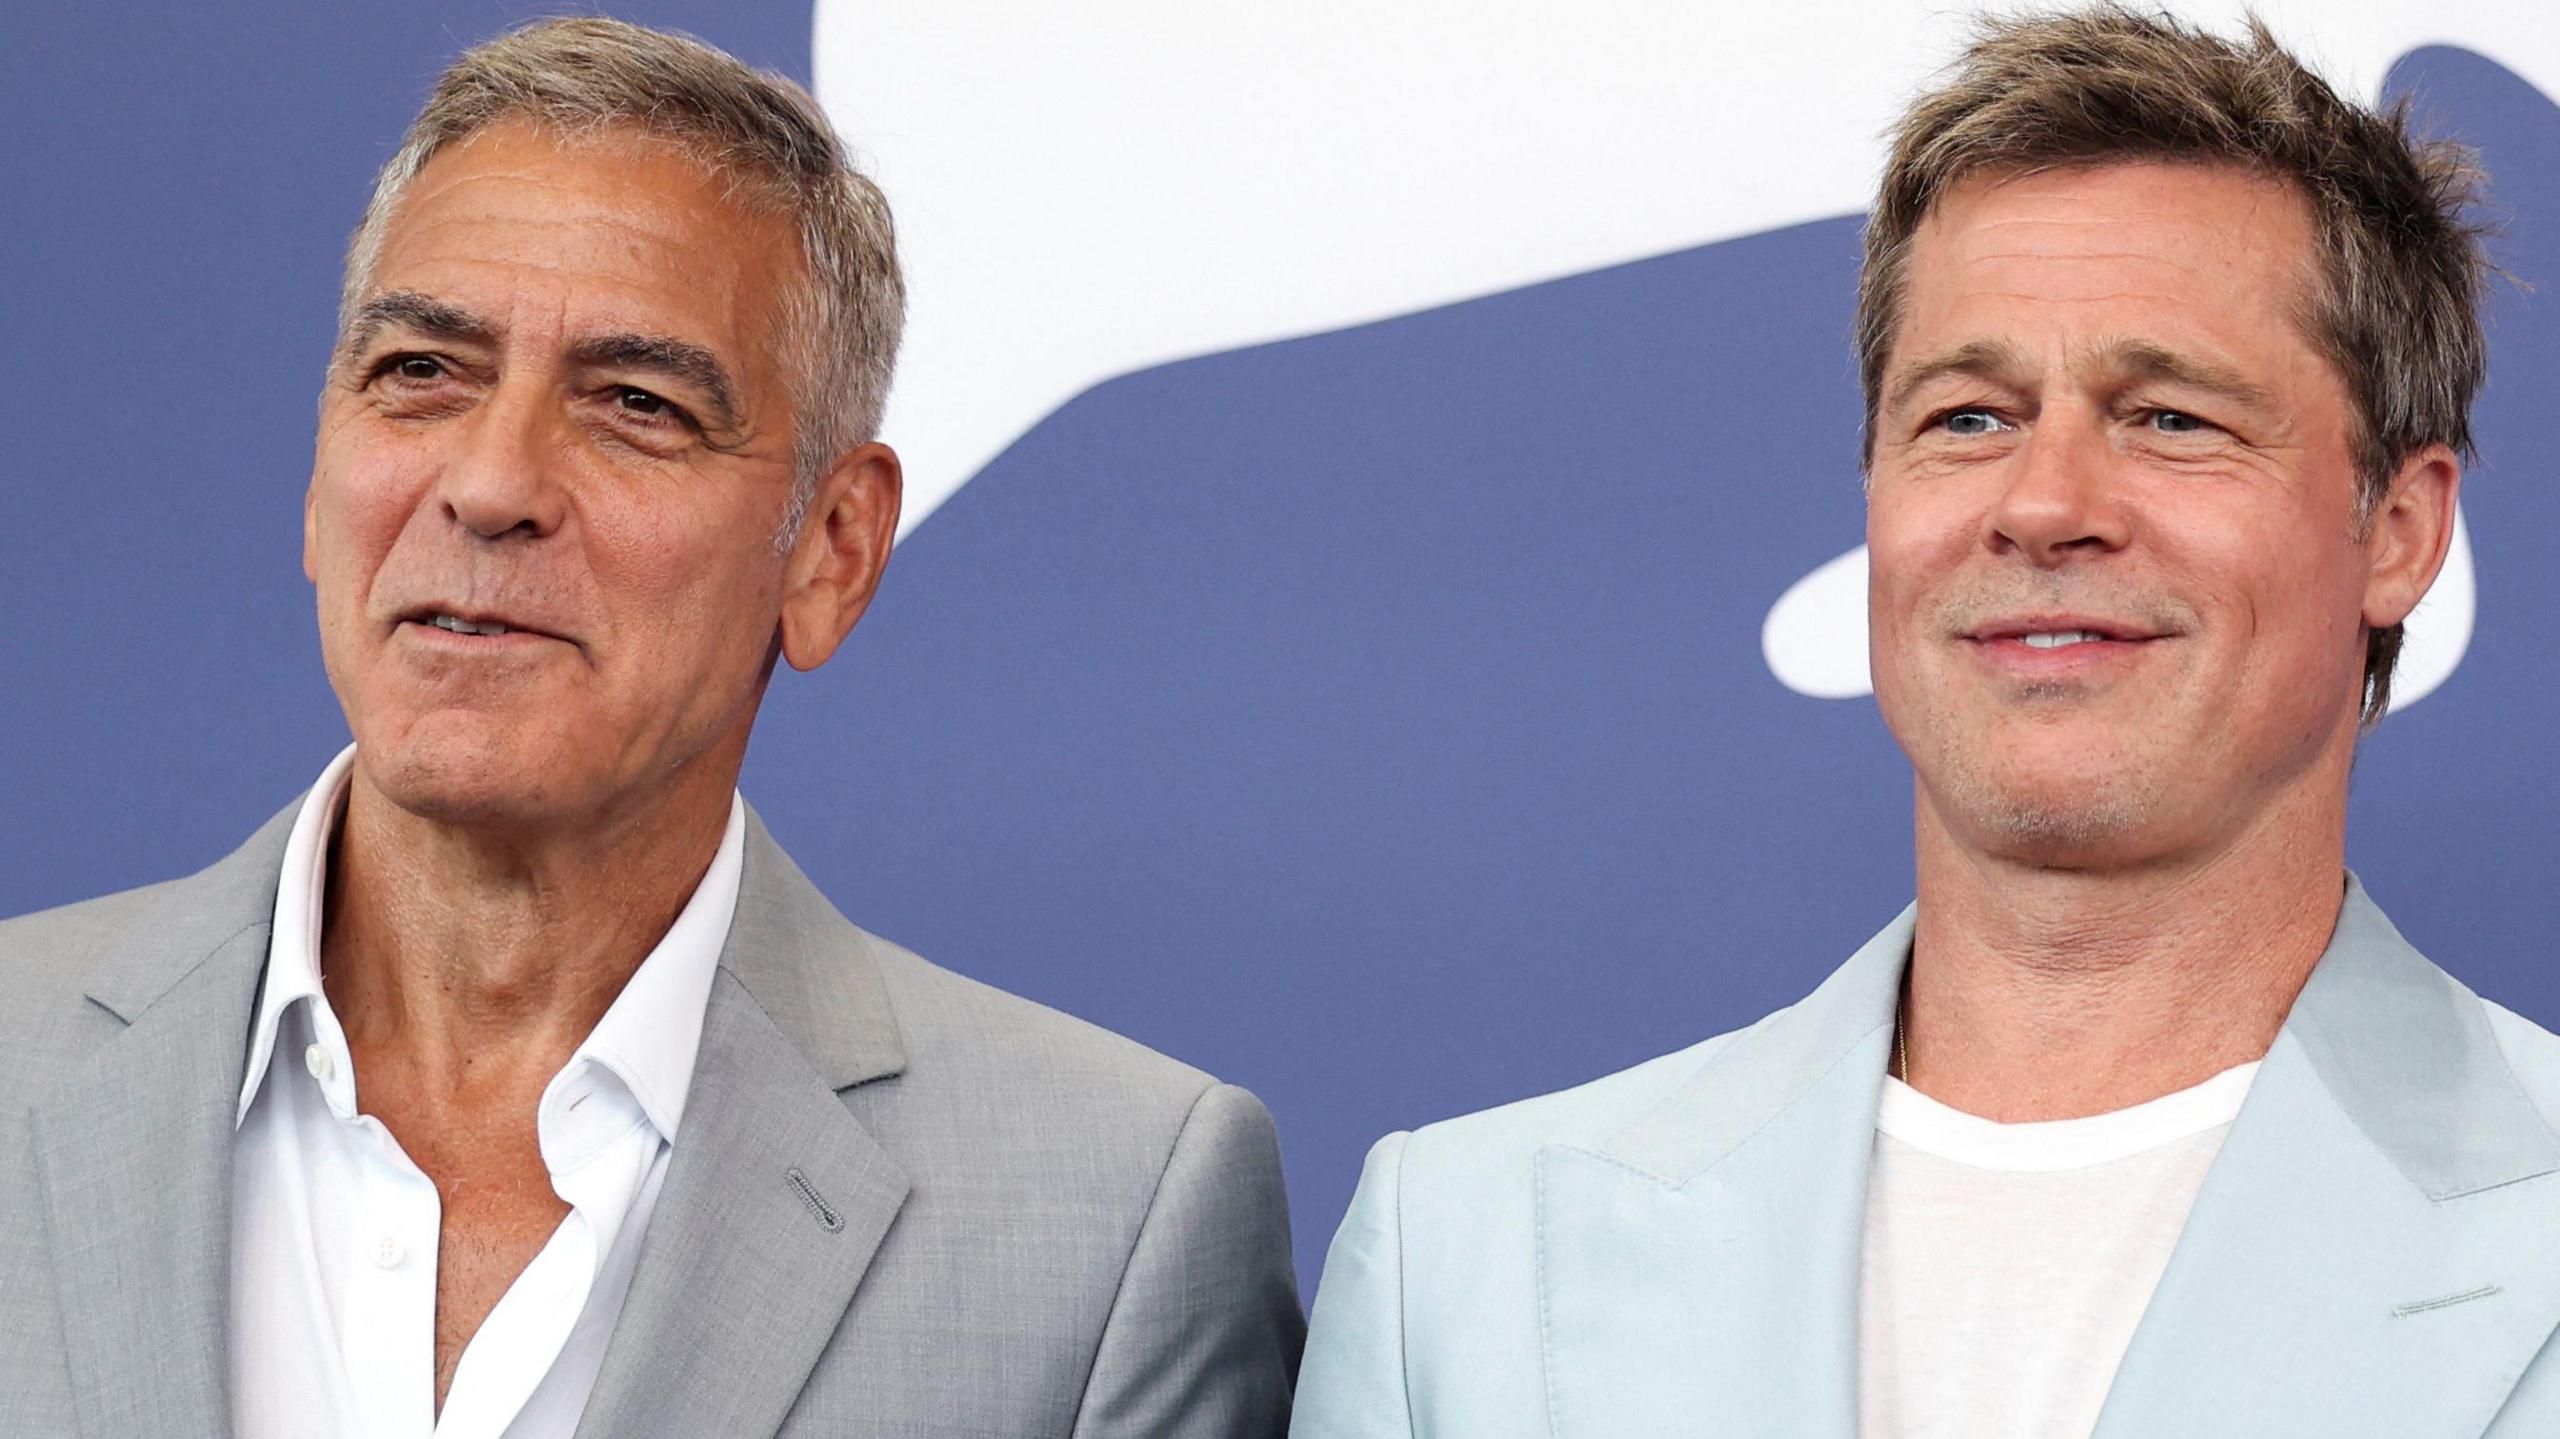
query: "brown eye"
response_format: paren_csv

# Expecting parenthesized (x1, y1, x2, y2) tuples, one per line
(392, 356, 444, 381)
(610, 387, 695, 430)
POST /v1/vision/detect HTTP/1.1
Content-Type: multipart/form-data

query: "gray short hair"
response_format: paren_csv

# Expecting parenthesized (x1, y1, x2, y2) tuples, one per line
(338, 16, 904, 529)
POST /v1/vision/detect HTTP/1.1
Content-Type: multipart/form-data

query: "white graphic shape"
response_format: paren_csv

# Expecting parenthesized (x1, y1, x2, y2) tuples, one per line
(815, 0, 2560, 539)
(1762, 545, 1870, 700)
(1758, 503, 2475, 714)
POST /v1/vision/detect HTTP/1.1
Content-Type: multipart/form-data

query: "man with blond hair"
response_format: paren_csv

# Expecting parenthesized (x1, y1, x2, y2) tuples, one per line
(0, 18, 1298, 1437)
(1294, 9, 2560, 1436)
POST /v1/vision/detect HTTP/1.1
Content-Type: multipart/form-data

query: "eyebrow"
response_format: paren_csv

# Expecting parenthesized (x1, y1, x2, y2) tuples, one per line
(341, 290, 495, 359)
(568, 332, 744, 434)
(340, 289, 745, 434)
(1882, 337, 2278, 417)
(1882, 339, 2034, 417)
(2106, 342, 2276, 414)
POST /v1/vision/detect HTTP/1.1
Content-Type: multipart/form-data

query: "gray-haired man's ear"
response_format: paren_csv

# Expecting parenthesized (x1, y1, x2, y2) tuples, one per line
(779, 441, 902, 672)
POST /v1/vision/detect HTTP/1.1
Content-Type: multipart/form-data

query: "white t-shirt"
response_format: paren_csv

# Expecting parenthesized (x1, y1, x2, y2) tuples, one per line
(1856, 1060, 2260, 1439)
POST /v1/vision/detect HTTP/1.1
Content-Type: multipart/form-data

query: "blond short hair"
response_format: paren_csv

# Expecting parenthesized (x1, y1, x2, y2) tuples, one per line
(1858, 7, 2493, 721)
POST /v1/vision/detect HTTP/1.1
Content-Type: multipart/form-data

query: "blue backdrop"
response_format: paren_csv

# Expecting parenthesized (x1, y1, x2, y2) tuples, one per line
(7, 6, 2557, 1295)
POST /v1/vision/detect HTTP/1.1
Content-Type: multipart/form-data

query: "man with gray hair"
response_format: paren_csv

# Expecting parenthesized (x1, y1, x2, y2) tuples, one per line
(0, 18, 1299, 1438)
(1295, 9, 2560, 1436)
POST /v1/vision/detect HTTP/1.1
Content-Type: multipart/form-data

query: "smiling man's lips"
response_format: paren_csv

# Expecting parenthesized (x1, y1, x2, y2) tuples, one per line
(1951, 620, 2174, 683)
(426, 613, 512, 637)
(1944, 615, 2180, 679)
(1960, 613, 2174, 646)
(394, 607, 575, 646)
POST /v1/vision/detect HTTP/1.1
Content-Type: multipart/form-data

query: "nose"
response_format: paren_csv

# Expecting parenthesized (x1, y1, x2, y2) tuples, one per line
(435, 381, 568, 541)
(1986, 416, 2128, 566)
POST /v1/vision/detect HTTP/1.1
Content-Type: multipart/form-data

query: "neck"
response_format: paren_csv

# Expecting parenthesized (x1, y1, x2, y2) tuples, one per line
(1901, 769, 2349, 1122)
(318, 754, 737, 1102)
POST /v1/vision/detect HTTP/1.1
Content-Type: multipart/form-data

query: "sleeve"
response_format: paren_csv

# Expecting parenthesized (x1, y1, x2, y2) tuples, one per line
(1287, 1131, 1415, 1439)
(1071, 1081, 1305, 1438)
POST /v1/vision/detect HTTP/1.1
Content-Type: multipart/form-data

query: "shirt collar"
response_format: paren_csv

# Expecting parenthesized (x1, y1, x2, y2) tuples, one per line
(562, 792, 744, 1142)
(235, 744, 748, 1141)
(237, 745, 360, 1127)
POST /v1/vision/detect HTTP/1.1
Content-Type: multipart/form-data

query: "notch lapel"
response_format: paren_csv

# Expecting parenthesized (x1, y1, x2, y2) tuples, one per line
(1535, 909, 1910, 1436)
(26, 804, 296, 1439)
(2095, 880, 2560, 1437)
(573, 812, 912, 1439)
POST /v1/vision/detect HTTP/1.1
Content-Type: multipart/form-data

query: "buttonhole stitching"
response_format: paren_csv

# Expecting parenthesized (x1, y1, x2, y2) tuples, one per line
(786, 1166, 845, 1233)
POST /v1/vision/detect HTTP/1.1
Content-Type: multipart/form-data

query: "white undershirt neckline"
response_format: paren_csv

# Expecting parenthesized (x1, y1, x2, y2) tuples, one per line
(1857, 1057, 2263, 1439)
(228, 744, 746, 1439)
(1876, 1060, 2260, 1170)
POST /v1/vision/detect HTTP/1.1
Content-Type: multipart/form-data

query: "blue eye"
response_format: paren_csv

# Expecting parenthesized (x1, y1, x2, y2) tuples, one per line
(2150, 410, 2207, 434)
(1942, 409, 2007, 437)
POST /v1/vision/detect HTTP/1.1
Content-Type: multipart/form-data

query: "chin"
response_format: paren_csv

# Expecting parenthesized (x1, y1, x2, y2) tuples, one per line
(353, 712, 605, 828)
(1927, 758, 2171, 868)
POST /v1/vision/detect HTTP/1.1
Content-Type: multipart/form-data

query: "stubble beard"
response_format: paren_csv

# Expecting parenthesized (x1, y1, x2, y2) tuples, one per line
(1915, 699, 2170, 863)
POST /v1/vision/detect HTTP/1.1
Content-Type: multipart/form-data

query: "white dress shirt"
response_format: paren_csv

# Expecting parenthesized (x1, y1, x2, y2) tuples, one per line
(1857, 1060, 2260, 1439)
(229, 746, 745, 1439)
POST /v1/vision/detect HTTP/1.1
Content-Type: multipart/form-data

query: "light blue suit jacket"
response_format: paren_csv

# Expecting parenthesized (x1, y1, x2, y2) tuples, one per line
(1292, 878, 2560, 1436)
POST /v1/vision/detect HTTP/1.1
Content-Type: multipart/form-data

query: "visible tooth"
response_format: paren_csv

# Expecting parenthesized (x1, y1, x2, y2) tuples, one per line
(2019, 630, 2102, 650)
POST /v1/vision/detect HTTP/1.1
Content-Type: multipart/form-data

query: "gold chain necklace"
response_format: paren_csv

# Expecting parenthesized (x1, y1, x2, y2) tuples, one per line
(1894, 984, 1911, 1083)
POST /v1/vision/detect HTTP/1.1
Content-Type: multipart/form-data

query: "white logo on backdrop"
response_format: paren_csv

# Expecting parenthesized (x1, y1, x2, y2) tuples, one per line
(815, 0, 2553, 710)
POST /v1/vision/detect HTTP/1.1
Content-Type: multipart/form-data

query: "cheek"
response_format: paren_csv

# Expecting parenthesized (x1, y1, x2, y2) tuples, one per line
(2157, 501, 2369, 704)
(581, 499, 783, 675)
(1864, 486, 1973, 670)
(304, 468, 403, 700)
(309, 428, 431, 592)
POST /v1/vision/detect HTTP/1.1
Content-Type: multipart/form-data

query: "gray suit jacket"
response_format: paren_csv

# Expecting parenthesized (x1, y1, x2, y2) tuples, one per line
(0, 800, 1302, 1437)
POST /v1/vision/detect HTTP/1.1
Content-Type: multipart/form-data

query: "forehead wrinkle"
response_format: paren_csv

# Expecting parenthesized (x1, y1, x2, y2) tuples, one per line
(1948, 242, 2232, 305)
(401, 125, 784, 273)
(395, 192, 719, 260)
(1959, 245, 2212, 270)
(1957, 287, 2201, 313)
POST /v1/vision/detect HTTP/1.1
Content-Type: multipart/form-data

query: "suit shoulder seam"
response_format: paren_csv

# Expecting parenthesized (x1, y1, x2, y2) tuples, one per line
(1393, 1128, 1419, 1435)
(1064, 1074, 1225, 1434)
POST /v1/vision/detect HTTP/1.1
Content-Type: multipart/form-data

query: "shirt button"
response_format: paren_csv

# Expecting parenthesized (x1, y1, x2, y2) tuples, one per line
(373, 1235, 406, 1270)
(304, 1044, 336, 1084)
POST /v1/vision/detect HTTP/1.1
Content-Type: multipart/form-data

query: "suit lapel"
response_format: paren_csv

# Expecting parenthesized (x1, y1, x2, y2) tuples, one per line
(1532, 879, 2560, 1436)
(1536, 908, 1910, 1437)
(2096, 881, 2560, 1437)
(26, 804, 296, 1439)
(573, 811, 912, 1439)
(23, 797, 914, 1438)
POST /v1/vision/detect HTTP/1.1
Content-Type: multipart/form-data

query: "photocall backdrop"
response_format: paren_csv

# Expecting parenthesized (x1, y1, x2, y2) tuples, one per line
(6, 1, 2556, 1292)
